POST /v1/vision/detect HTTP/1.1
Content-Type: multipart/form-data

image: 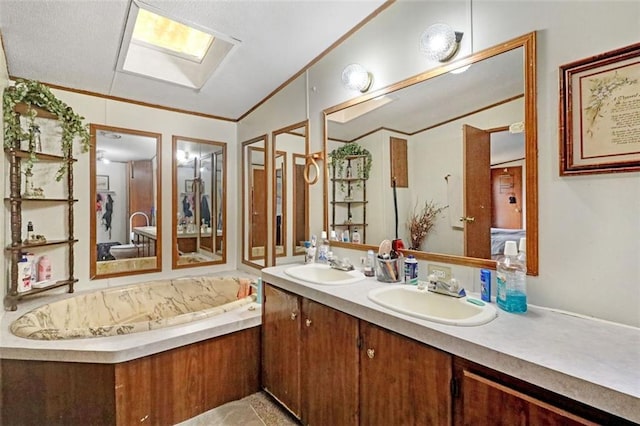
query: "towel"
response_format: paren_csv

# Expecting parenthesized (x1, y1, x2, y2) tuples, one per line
(236, 278, 254, 299)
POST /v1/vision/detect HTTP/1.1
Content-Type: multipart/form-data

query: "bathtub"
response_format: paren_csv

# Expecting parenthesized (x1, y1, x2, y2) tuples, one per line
(10, 276, 256, 340)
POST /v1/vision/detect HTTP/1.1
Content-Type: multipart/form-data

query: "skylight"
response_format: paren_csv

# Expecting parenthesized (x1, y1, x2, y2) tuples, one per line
(132, 9, 213, 63)
(117, 1, 240, 89)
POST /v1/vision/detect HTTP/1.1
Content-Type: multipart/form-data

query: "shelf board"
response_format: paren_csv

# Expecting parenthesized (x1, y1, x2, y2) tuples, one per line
(9, 279, 78, 299)
(5, 197, 78, 203)
(332, 223, 367, 227)
(13, 103, 58, 120)
(331, 178, 366, 182)
(331, 201, 367, 205)
(5, 149, 77, 162)
(6, 238, 78, 251)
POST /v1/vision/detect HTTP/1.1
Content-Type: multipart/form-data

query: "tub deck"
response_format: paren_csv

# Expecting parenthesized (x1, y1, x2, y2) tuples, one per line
(0, 272, 261, 363)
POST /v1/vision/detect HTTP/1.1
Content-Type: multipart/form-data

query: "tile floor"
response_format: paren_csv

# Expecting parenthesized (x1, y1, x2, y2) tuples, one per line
(178, 391, 299, 426)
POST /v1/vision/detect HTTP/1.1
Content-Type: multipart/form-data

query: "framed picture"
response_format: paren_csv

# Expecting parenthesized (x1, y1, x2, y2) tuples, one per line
(559, 42, 640, 175)
(185, 179, 204, 193)
(96, 175, 109, 191)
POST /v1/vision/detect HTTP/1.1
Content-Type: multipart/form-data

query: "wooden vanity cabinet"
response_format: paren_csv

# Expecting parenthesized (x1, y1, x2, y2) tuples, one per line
(452, 357, 632, 426)
(359, 321, 453, 425)
(301, 297, 359, 425)
(262, 283, 359, 425)
(262, 284, 302, 417)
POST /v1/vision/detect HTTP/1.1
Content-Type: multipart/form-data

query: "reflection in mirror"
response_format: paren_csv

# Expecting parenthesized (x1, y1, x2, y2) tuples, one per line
(272, 121, 309, 265)
(324, 32, 538, 275)
(274, 151, 287, 258)
(242, 135, 268, 269)
(292, 154, 308, 255)
(172, 136, 226, 269)
(90, 125, 161, 278)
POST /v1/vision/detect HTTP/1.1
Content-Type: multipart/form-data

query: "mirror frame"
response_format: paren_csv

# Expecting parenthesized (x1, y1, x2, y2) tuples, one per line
(242, 134, 269, 269)
(323, 32, 538, 275)
(171, 135, 227, 270)
(89, 124, 162, 279)
(271, 120, 310, 266)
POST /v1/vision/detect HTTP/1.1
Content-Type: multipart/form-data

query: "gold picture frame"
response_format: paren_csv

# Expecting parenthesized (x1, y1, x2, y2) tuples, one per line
(559, 42, 640, 175)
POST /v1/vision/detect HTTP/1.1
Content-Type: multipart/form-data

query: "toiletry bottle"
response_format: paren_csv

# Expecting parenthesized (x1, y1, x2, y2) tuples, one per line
(404, 255, 418, 285)
(26, 221, 34, 241)
(364, 250, 375, 277)
(496, 241, 527, 313)
(330, 230, 339, 242)
(480, 269, 491, 302)
(38, 255, 52, 282)
(342, 229, 350, 243)
(18, 255, 31, 293)
(352, 227, 361, 244)
(317, 231, 330, 264)
(307, 235, 317, 264)
(25, 252, 36, 284)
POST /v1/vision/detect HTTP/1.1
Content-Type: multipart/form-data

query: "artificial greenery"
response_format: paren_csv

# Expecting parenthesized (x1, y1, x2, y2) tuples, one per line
(3, 79, 90, 180)
(328, 142, 372, 191)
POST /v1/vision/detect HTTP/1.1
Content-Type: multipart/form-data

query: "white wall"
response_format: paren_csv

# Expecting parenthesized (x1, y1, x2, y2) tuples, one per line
(0, 36, 9, 313)
(240, 1, 640, 326)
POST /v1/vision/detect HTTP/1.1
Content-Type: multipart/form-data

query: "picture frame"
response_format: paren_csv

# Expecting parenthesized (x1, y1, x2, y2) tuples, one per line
(96, 175, 109, 191)
(559, 42, 640, 175)
(185, 179, 204, 193)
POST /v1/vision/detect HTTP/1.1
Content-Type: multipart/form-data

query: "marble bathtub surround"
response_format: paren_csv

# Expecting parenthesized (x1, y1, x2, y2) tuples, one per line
(96, 256, 157, 275)
(11, 276, 256, 340)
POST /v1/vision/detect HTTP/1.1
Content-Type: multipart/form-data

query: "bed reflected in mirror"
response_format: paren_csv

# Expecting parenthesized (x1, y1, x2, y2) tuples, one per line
(90, 124, 162, 279)
(172, 136, 226, 269)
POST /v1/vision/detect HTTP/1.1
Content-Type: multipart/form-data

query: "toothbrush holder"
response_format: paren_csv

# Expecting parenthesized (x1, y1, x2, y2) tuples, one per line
(375, 256, 403, 283)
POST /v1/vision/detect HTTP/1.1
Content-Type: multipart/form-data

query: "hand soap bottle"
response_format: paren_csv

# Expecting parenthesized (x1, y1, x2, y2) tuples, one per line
(496, 241, 527, 313)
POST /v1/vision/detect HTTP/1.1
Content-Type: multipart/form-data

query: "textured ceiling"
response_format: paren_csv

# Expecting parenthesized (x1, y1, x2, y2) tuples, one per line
(0, 0, 388, 120)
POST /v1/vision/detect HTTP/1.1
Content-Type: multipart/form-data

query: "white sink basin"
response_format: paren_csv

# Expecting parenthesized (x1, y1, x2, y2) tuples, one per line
(368, 286, 497, 326)
(284, 263, 365, 285)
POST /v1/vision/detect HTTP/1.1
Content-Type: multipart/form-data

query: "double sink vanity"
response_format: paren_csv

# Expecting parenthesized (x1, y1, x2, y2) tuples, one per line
(262, 263, 639, 425)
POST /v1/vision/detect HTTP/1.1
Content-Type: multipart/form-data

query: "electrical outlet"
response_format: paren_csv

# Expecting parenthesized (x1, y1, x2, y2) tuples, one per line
(427, 264, 452, 282)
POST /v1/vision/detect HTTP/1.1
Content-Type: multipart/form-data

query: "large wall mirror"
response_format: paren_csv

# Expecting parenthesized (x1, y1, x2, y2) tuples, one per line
(323, 32, 538, 275)
(172, 136, 226, 269)
(90, 124, 162, 278)
(242, 135, 268, 269)
(272, 121, 309, 265)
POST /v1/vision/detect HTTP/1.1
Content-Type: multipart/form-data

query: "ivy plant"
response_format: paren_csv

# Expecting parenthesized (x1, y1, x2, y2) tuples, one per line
(3, 79, 90, 180)
(328, 142, 372, 191)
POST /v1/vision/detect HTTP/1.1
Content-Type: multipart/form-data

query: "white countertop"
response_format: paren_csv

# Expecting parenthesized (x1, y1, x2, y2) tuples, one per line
(262, 264, 640, 423)
(0, 271, 261, 364)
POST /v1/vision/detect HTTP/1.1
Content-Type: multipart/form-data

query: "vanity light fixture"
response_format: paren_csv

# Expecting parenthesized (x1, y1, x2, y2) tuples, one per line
(419, 23, 463, 62)
(341, 63, 373, 93)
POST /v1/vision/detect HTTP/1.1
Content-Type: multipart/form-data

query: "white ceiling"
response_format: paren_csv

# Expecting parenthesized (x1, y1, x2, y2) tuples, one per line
(0, 0, 387, 120)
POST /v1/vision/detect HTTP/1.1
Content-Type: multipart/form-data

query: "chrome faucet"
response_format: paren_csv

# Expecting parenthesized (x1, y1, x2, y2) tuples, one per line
(426, 275, 466, 298)
(329, 257, 354, 271)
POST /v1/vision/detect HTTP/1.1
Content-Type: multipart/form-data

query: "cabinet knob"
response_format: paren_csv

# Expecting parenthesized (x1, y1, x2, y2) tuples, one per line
(367, 348, 375, 359)
(305, 319, 312, 327)
(290, 312, 297, 320)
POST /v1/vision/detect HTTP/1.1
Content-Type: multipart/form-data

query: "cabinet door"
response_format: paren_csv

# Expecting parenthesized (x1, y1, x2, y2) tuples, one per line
(262, 284, 301, 417)
(455, 369, 596, 426)
(301, 298, 359, 426)
(360, 321, 453, 425)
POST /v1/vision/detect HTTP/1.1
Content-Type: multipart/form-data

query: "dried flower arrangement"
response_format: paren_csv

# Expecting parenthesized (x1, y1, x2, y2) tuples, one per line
(407, 200, 448, 250)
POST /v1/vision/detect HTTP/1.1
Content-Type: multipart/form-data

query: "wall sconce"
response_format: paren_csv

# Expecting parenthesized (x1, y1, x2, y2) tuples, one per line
(419, 23, 463, 62)
(341, 63, 373, 93)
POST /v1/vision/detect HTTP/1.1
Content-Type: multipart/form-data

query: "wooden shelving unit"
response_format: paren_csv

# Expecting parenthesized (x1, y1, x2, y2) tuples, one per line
(4, 105, 78, 311)
(330, 155, 368, 243)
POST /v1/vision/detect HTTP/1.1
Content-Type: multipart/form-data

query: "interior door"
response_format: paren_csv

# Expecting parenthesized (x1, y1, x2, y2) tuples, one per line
(251, 167, 267, 257)
(463, 124, 492, 259)
(491, 166, 523, 229)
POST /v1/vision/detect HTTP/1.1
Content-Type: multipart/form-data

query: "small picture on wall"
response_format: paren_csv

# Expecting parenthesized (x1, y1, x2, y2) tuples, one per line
(185, 179, 204, 193)
(96, 175, 109, 191)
